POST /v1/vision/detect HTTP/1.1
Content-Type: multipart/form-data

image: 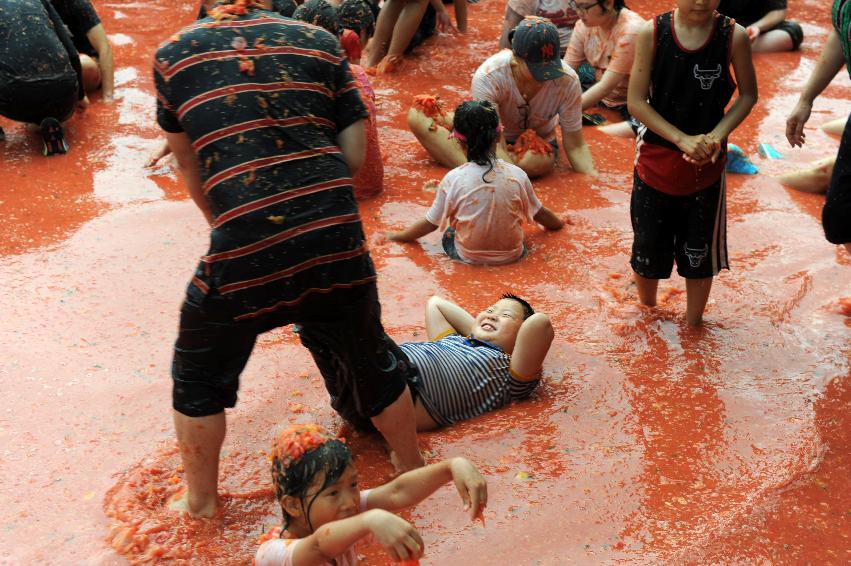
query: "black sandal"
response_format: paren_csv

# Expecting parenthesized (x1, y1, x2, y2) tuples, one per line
(40, 118, 69, 156)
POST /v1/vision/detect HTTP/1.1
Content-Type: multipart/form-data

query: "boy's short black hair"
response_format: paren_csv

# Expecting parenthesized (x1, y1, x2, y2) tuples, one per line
(501, 293, 534, 319)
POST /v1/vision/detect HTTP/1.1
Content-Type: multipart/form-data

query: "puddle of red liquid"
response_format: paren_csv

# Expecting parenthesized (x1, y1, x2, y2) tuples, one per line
(2, 0, 851, 564)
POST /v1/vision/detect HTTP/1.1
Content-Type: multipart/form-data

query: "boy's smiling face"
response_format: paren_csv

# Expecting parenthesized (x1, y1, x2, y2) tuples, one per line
(471, 299, 526, 353)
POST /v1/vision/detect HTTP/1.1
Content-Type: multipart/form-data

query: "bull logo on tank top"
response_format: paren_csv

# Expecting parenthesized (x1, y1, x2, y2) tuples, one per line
(693, 64, 722, 90)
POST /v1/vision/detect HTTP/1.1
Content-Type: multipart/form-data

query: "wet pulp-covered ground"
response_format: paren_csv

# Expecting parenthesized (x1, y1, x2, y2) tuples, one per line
(1, 0, 850, 564)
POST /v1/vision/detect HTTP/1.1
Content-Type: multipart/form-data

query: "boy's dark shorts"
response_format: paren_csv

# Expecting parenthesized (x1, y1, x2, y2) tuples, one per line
(630, 171, 729, 280)
(771, 20, 804, 50)
(172, 282, 413, 428)
(823, 114, 851, 244)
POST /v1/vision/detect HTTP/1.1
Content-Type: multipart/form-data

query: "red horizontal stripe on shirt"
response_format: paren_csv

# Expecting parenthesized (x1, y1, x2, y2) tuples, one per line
(233, 277, 377, 321)
(202, 146, 340, 195)
(203, 213, 362, 264)
(177, 82, 332, 120)
(192, 116, 336, 152)
(162, 46, 340, 80)
(219, 245, 370, 295)
(212, 178, 351, 227)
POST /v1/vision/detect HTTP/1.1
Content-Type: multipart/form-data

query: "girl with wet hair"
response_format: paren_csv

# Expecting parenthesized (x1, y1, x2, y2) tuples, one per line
(389, 100, 564, 265)
(255, 424, 487, 566)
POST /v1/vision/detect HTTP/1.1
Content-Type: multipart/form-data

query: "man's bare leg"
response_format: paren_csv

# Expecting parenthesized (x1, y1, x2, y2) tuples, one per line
(634, 273, 659, 307)
(370, 385, 424, 471)
(170, 410, 225, 518)
(598, 121, 636, 138)
(685, 277, 713, 327)
(752, 30, 794, 53)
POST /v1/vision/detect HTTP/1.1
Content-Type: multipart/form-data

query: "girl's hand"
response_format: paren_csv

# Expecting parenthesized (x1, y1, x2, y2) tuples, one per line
(448, 458, 488, 520)
(363, 509, 424, 562)
(786, 100, 812, 147)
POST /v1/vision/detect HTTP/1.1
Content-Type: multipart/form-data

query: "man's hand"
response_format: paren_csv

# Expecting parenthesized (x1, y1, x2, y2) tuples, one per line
(449, 458, 487, 521)
(436, 10, 455, 33)
(786, 99, 812, 147)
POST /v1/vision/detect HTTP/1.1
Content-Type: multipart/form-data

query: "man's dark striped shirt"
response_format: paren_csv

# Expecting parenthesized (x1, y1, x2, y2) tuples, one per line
(154, 10, 373, 322)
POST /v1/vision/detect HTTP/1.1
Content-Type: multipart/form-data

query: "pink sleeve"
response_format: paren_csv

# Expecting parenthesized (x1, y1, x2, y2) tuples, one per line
(557, 72, 583, 133)
(255, 538, 297, 566)
(607, 18, 642, 75)
(564, 21, 588, 69)
(507, 0, 536, 17)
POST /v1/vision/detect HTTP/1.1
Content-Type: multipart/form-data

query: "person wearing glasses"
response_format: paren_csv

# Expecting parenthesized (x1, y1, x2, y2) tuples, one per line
(499, 0, 578, 54)
(408, 17, 597, 178)
(564, 0, 645, 138)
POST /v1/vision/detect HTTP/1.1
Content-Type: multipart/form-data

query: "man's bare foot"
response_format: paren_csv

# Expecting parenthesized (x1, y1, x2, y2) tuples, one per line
(167, 488, 218, 518)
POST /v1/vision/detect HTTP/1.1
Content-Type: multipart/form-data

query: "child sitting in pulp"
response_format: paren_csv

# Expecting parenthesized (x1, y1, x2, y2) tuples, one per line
(388, 100, 563, 264)
(255, 424, 487, 565)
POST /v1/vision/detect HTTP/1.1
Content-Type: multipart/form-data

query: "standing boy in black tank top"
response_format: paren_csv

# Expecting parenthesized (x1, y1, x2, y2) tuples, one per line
(626, 0, 757, 326)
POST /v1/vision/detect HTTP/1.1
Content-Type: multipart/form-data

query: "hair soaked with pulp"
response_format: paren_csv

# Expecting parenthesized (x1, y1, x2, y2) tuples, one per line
(501, 292, 535, 319)
(453, 100, 501, 181)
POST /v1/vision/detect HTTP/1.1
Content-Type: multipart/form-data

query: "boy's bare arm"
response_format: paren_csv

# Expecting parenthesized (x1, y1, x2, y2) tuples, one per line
(425, 296, 475, 339)
(509, 313, 554, 380)
(166, 131, 213, 226)
(627, 22, 714, 163)
(367, 457, 487, 520)
(708, 25, 758, 148)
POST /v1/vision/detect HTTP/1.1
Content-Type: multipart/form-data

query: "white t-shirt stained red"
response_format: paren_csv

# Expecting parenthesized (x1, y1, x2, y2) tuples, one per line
(426, 159, 543, 265)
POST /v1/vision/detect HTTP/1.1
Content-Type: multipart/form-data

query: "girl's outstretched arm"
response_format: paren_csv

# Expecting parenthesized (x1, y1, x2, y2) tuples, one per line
(367, 457, 488, 521)
(387, 218, 438, 242)
(286, 509, 423, 566)
(533, 206, 564, 230)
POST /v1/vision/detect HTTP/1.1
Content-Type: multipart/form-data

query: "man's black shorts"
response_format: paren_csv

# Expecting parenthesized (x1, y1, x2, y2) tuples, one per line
(823, 114, 851, 245)
(630, 171, 729, 279)
(172, 282, 413, 427)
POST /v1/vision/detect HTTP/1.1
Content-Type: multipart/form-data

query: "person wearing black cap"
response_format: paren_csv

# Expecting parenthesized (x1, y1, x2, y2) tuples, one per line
(408, 16, 596, 178)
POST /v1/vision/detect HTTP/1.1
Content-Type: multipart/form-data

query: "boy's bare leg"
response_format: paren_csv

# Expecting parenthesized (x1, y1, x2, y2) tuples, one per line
(365, 0, 405, 67)
(598, 121, 636, 138)
(685, 277, 713, 326)
(776, 157, 835, 194)
(752, 30, 794, 53)
(386, 0, 430, 59)
(370, 385, 424, 471)
(821, 117, 847, 136)
(170, 410, 225, 518)
(515, 150, 556, 178)
(407, 108, 466, 168)
(634, 273, 659, 307)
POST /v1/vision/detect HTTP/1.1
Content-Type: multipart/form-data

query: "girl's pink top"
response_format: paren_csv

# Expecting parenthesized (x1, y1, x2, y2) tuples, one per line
(349, 63, 384, 200)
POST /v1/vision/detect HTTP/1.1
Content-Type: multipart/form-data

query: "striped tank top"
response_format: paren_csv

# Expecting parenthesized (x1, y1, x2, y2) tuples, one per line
(400, 333, 540, 427)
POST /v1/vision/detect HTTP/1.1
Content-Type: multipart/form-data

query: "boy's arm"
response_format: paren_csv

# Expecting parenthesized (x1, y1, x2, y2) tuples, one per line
(787, 30, 845, 147)
(508, 313, 554, 380)
(425, 296, 475, 339)
(367, 457, 487, 520)
(532, 206, 564, 230)
(627, 22, 714, 163)
(291, 509, 423, 565)
(166, 131, 213, 226)
(387, 218, 438, 242)
(87, 24, 114, 102)
(707, 25, 758, 151)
